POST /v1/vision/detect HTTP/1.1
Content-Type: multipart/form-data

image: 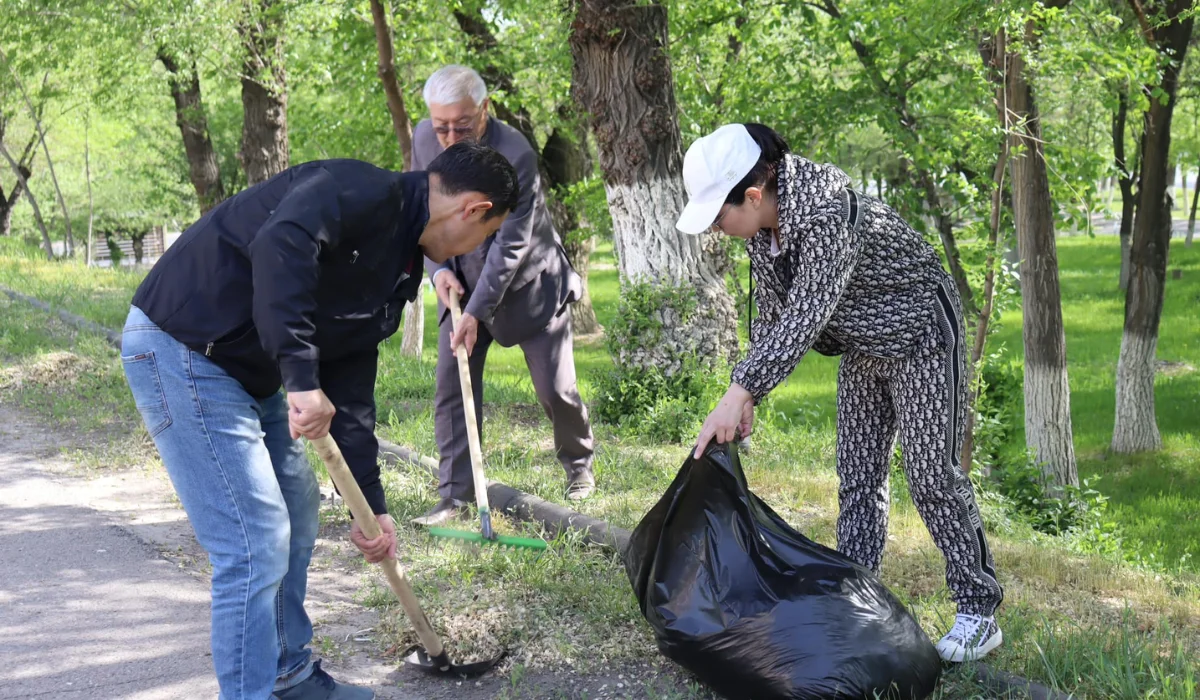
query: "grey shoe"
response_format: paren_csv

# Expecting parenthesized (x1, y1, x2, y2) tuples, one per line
(566, 469, 595, 501)
(273, 660, 374, 700)
(410, 497, 469, 526)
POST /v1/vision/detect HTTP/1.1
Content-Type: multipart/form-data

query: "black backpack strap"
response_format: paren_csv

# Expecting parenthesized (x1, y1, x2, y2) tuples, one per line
(841, 187, 863, 232)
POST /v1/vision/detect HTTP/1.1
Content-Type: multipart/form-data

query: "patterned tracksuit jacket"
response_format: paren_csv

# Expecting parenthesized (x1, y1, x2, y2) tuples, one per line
(731, 153, 1004, 616)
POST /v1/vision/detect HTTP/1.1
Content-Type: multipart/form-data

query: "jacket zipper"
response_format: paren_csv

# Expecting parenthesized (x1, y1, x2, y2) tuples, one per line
(205, 342, 213, 356)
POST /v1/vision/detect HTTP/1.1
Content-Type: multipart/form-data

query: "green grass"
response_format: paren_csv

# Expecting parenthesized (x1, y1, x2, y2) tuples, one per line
(988, 238, 1200, 571)
(3, 235, 1200, 698)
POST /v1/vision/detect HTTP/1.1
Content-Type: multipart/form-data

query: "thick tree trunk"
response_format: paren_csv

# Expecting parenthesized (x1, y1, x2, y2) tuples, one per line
(568, 0, 738, 372)
(1113, 0, 1193, 453)
(158, 50, 225, 213)
(369, 0, 413, 171)
(238, 0, 289, 186)
(1188, 159, 1198, 246)
(1005, 20, 1078, 490)
(1113, 88, 1137, 290)
(0, 141, 52, 259)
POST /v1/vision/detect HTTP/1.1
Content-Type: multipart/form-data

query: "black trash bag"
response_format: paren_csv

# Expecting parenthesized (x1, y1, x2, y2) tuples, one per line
(623, 442, 941, 700)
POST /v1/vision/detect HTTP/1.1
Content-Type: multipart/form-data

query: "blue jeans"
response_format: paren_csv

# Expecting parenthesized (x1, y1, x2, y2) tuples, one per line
(121, 306, 320, 699)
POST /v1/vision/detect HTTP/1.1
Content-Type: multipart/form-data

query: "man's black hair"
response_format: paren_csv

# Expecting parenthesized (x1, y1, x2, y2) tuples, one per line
(427, 141, 520, 221)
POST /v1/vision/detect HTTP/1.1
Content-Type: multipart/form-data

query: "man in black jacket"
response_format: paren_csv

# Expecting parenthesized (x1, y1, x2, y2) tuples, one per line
(120, 142, 518, 700)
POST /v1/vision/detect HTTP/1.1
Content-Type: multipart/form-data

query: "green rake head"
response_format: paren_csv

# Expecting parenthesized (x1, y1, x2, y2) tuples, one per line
(426, 526, 550, 550)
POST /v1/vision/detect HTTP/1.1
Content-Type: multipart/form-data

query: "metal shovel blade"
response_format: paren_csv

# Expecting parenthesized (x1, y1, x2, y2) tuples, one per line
(402, 644, 507, 678)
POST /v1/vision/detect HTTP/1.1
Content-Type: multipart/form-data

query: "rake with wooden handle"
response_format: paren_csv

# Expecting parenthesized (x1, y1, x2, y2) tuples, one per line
(423, 288, 548, 551)
(309, 433, 504, 676)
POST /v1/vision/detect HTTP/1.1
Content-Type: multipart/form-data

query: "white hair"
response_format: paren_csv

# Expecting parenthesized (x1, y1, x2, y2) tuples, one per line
(423, 65, 488, 107)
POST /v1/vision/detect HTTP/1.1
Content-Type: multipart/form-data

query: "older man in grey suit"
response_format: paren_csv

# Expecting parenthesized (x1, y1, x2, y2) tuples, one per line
(410, 65, 596, 526)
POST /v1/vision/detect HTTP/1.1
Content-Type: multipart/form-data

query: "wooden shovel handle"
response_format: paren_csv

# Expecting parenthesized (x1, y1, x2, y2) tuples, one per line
(448, 288, 491, 514)
(309, 433, 444, 657)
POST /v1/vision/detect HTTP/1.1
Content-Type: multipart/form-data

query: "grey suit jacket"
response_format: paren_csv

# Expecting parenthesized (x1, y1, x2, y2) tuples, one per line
(413, 117, 581, 348)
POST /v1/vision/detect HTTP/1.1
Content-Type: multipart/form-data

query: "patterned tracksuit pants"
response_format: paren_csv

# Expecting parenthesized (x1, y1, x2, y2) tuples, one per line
(835, 279, 1004, 617)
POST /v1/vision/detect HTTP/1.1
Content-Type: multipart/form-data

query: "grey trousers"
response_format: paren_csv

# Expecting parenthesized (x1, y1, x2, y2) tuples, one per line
(435, 306, 595, 502)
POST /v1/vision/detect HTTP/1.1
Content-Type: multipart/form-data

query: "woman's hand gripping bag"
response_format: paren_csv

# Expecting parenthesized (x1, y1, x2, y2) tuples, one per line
(622, 442, 941, 699)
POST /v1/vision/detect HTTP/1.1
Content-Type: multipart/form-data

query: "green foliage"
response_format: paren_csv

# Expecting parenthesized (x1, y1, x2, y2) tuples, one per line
(592, 282, 724, 443)
(557, 174, 612, 244)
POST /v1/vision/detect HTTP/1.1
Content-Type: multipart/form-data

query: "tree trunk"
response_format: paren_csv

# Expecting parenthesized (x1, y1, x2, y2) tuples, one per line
(1114, 90, 1138, 290)
(369, 0, 421, 355)
(1188, 158, 1198, 246)
(1005, 19, 1078, 490)
(400, 281, 425, 357)
(131, 234, 146, 265)
(568, 0, 738, 373)
(238, 0, 289, 186)
(1113, 0, 1193, 453)
(158, 50, 225, 213)
(0, 161, 29, 238)
(1113, 87, 1138, 289)
(369, 0, 413, 171)
(0, 141, 52, 259)
(963, 30, 1010, 474)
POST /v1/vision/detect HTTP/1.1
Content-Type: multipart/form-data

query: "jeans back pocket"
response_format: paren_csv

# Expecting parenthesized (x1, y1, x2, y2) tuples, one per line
(122, 351, 173, 437)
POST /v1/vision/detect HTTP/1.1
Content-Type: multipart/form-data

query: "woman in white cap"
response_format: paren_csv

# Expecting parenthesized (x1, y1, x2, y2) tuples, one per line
(681, 123, 1004, 663)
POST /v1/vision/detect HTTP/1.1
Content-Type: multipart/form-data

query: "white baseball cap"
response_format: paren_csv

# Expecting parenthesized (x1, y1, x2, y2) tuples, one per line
(676, 124, 762, 235)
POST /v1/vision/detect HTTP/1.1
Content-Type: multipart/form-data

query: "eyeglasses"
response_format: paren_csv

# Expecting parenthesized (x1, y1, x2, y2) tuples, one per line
(433, 112, 482, 137)
(708, 205, 730, 234)
(433, 124, 478, 136)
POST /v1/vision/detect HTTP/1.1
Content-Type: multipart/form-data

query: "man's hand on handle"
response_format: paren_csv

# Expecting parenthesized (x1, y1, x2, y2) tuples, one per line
(433, 268, 464, 311)
(434, 269, 479, 356)
(288, 389, 335, 440)
(351, 514, 398, 563)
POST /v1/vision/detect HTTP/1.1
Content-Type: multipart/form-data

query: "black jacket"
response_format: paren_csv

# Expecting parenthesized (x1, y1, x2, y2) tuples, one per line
(131, 159, 429, 514)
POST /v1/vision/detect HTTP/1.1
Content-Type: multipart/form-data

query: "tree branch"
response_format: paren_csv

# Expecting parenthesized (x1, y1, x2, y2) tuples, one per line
(0, 140, 53, 258)
(369, 0, 413, 170)
(1127, 0, 1155, 41)
(0, 49, 72, 255)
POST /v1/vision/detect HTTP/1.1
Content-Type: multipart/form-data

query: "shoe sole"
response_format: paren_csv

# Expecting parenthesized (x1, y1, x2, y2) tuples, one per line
(939, 629, 1003, 663)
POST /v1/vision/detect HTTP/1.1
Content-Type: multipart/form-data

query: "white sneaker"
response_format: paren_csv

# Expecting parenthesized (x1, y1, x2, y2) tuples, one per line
(937, 613, 1003, 662)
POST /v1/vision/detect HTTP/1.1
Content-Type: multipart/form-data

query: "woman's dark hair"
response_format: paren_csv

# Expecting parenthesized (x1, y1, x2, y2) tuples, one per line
(427, 141, 520, 220)
(725, 123, 790, 206)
